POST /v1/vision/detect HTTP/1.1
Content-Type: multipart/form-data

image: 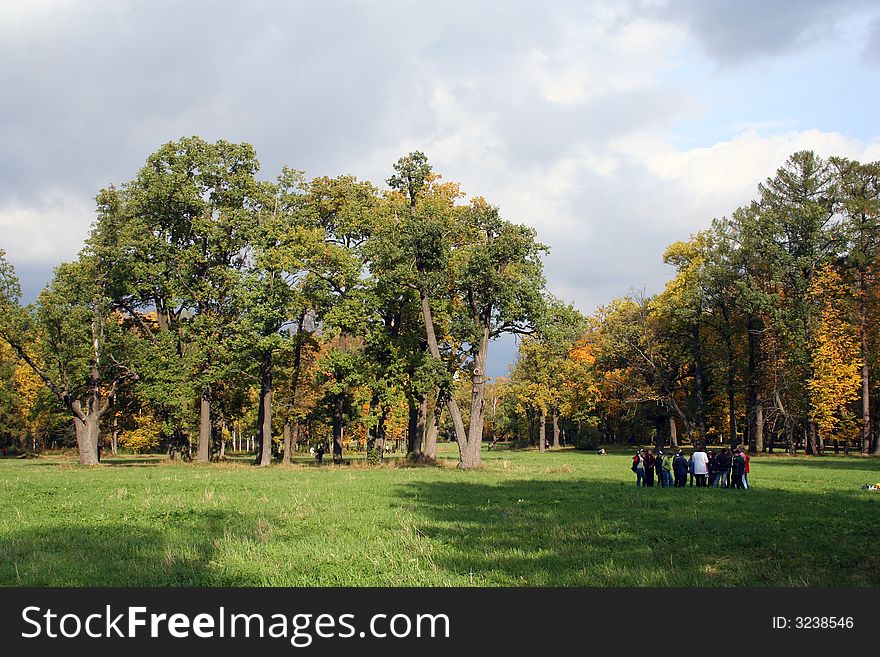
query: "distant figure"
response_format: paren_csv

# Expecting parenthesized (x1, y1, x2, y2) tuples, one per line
(632, 449, 646, 487)
(714, 448, 731, 488)
(644, 448, 656, 487)
(691, 445, 709, 487)
(316, 444, 325, 464)
(654, 450, 664, 487)
(598, 447, 607, 455)
(673, 450, 688, 487)
(732, 448, 747, 488)
(742, 448, 751, 489)
(659, 450, 673, 487)
(706, 450, 716, 487)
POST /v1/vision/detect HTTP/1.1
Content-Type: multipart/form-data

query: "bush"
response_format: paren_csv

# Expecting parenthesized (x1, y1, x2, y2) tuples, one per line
(569, 425, 604, 451)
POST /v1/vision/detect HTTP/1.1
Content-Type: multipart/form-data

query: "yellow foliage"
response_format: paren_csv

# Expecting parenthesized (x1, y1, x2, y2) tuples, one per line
(119, 413, 163, 453)
(569, 341, 595, 364)
(807, 265, 862, 439)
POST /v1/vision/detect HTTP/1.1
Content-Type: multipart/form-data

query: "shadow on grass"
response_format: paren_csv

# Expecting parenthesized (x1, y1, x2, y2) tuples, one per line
(0, 510, 267, 586)
(395, 479, 880, 587)
(755, 457, 880, 473)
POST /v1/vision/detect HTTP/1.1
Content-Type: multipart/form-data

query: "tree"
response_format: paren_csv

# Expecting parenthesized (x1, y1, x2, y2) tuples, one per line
(806, 265, 862, 445)
(303, 174, 379, 463)
(383, 153, 471, 455)
(0, 250, 138, 465)
(832, 157, 880, 453)
(91, 137, 263, 462)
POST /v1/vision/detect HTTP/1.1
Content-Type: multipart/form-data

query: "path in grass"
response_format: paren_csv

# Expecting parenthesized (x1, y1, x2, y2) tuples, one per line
(0, 446, 878, 586)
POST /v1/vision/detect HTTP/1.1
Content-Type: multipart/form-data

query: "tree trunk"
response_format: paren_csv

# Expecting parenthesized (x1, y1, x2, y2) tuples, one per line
(198, 389, 211, 463)
(257, 350, 273, 467)
(367, 407, 387, 463)
(807, 421, 819, 455)
(746, 313, 760, 454)
(859, 274, 872, 454)
(538, 411, 546, 453)
(408, 393, 427, 461)
(755, 401, 764, 453)
(72, 411, 100, 466)
(332, 394, 344, 463)
(282, 420, 292, 465)
(527, 408, 536, 445)
(424, 394, 442, 460)
(406, 394, 418, 456)
(420, 290, 468, 447)
(462, 323, 491, 468)
(669, 416, 678, 449)
(552, 410, 560, 449)
(727, 344, 737, 449)
(692, 323, 707, 441)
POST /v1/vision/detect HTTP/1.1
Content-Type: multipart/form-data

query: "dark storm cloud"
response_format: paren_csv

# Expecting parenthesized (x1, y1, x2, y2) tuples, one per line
(0, 1, 424, 201)
(2, 0, 877, 341)
(654, 0, 873, 65)
(0, 0, 608, 207)
(865, 17, 880, 62)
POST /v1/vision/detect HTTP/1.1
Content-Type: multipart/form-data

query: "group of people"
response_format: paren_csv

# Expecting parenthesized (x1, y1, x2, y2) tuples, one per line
(631, 445, 750, 489)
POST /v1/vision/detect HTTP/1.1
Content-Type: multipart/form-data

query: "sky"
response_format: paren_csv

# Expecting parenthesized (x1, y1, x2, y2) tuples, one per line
(2, 0, 879, 376)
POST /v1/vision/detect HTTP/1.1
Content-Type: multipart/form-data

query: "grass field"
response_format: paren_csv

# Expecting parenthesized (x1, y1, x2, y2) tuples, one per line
(1, 444, 879, 587)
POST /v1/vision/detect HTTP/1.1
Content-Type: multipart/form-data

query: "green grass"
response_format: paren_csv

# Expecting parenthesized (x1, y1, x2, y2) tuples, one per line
(1, 445, 878, 586)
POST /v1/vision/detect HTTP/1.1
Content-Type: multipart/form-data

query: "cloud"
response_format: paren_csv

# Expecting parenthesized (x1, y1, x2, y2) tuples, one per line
(865, 17, 880, 62)
(1, 0, 878, 375)
(654, 0, 878, 65)
(0, 191, 92, 264)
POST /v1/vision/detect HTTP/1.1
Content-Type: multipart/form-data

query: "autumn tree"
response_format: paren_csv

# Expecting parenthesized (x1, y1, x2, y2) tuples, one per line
(807, 265, 862, 446)
(0, 250, 138, 465)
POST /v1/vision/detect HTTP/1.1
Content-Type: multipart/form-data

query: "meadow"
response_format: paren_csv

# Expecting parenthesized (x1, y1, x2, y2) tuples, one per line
(1, 445, 878, 587)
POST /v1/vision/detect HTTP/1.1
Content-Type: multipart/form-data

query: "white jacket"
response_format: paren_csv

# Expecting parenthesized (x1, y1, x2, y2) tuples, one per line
(691, 451, 708, 475)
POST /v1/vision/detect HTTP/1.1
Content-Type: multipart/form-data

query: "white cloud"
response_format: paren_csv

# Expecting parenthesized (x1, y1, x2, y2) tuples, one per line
(609, 127, 880, 230)
(0, 192, 92, 264)
(524, 15, 687, 105)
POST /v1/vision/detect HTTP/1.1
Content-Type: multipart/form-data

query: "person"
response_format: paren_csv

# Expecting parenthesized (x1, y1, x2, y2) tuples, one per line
(688, 452, 695, 486)
(316, 444, 325, 464)
(732, 448, 746, 489)
(714, 447, 731, 488)
(706, 450, 716, 487)
(673, 450, 688, 487)
(632, 449, 646, 487)
(660, 450, 673, 487)
(644, 448, 656, 487)
(742, 448, 751, 489)
(691, 445, 709, 486)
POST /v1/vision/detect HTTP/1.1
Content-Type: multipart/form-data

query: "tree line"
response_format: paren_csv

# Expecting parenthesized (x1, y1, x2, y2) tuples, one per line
(500, 151, 880, 456)
(2, 146, 878, 464)
(0, 138, 547, 467)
